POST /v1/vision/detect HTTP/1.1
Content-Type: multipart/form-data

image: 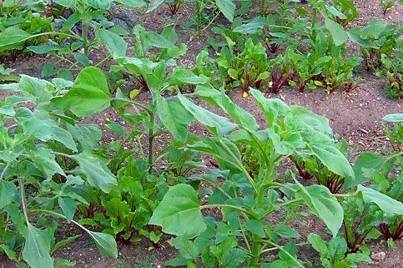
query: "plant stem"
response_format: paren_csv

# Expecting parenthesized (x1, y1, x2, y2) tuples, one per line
(112, 98, 151, 114)
(200, 204, 252, 216)
(148, 109, 155, 174)
(19, 179, 29, 224)
(251, 235, 262, 267)
(0, 162, 10, 180)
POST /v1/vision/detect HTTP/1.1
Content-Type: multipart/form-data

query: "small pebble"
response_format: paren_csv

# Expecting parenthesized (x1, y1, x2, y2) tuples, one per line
(371, 251, 386, 261)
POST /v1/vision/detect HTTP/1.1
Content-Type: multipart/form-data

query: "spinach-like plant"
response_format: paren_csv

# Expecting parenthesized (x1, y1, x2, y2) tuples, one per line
(292, 140, 349, 193)
(341, 116, 403, 252)
(288, 31, 361, 92)
(349, 20, 401, 72)
(0, 68, 118, 267)
(308, 233, 371, 267)
(380, 54, 402, 100)
(383, 113, 402, 152)
(149, 86, 358, 266)
(216, 38, 270, 93)
(0, 1, 53, 56)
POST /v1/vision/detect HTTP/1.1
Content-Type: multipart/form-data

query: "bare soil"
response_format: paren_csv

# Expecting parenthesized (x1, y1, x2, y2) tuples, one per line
(1, 0, 402, 267)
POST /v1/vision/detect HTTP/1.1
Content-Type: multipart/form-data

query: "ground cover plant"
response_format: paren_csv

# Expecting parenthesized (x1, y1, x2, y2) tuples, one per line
(0, 0, 402, 267)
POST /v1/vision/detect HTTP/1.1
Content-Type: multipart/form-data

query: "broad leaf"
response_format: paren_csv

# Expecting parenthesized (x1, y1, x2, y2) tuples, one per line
(310, 143, 354, 179)
(233, 17, 266, 34)
(146, 0, 165, 12)
(31, 147, 65, 178)
(383, 113, 403, 123)
(296, 183, 343, 237)
(0, 180, 17, 209)
(178, 94, 237, 136)
(216, 0, 235, 22)
(72, 152, 117, 193)
(87, 231, 118, 257)
(357, 185, 403, 217)
(156, 95, 193, 142)
(58, 197, 76, 223)
(19, 75, 53, 104)
(324, 17, 348, 46)
(53, 67, 110, 117)
(196, 85, 258, 132)
(98, 29, 127, 59)
(21, 111, 78, 152)
(0, 27, 30, 51)
(116, 0, 146, 7)
(150, 184, 206, 238)
(169, 68, 209, 85)
(22, 224, 54, 268)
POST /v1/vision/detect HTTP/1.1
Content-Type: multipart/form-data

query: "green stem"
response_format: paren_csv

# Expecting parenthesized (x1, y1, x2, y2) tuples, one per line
(112, 98, 151, 114)
(251, 235, 262, 267)
(217, 139, 257, 193)
(19, 179, 29, 224)
(0, 162, 10, 180)
(148, 108, 155, 174)
(200, 204, 252, 216)
(260, 240, 304, 268)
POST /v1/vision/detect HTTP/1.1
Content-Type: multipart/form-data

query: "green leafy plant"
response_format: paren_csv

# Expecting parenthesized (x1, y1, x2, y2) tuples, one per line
(380, 0, 396, 15)
(341, 117, 403, 252)
(308, 233, 371, 267)
(349, 20, 401, 72)
(383, 114, 402, 152)
(287, 31, 361, 92)
(0, 1, 53, 56)
(149, 86, 358, 266)
(380, 54, 402, 100)
(292, 140, 349, 193)
(0, 68, 118, 267)
(0, 65, 19, 83)
(216, 37, 270, 93)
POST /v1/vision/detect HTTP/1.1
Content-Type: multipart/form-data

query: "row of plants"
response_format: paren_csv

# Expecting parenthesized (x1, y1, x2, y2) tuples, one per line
(1, 62, 401, 266)
(0, 0, 402, 267)
(1, 0, 401, 98)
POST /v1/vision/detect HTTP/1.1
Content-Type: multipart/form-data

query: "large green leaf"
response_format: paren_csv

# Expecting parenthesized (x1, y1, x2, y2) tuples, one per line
(87, 231, 118, 257)
(156, 95, 193, 142)
(0, 27, 30, 51)
(169, 68, 209, 85)
(21, 112, 78, 152)
(150, 184, 206, 238)
(310, 143, 354, 179)
(146, 0, 165, 12)
(98, 29, 127, 59)
(233, 17, 266, 34)
(53, 67, 110, 117)
(196, 85, 258, 132)
(357, 185, 403, 217)
(324, 17, 348, 46)
(216, 0, 235, 22)
(116, 0, 146, 8)
(87, 0, 113, 9)
(0, 180, 17, 209)
(177, 94, 237, 136)
(296, 183, 343, 237)
(31, 147, 65, 178)
(19, 75, 53, 104)
(383, 113, 403, 123)
(22, 224, 54, 268)
(72, 152, 117, 193)
(250, 89, 290, 127)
